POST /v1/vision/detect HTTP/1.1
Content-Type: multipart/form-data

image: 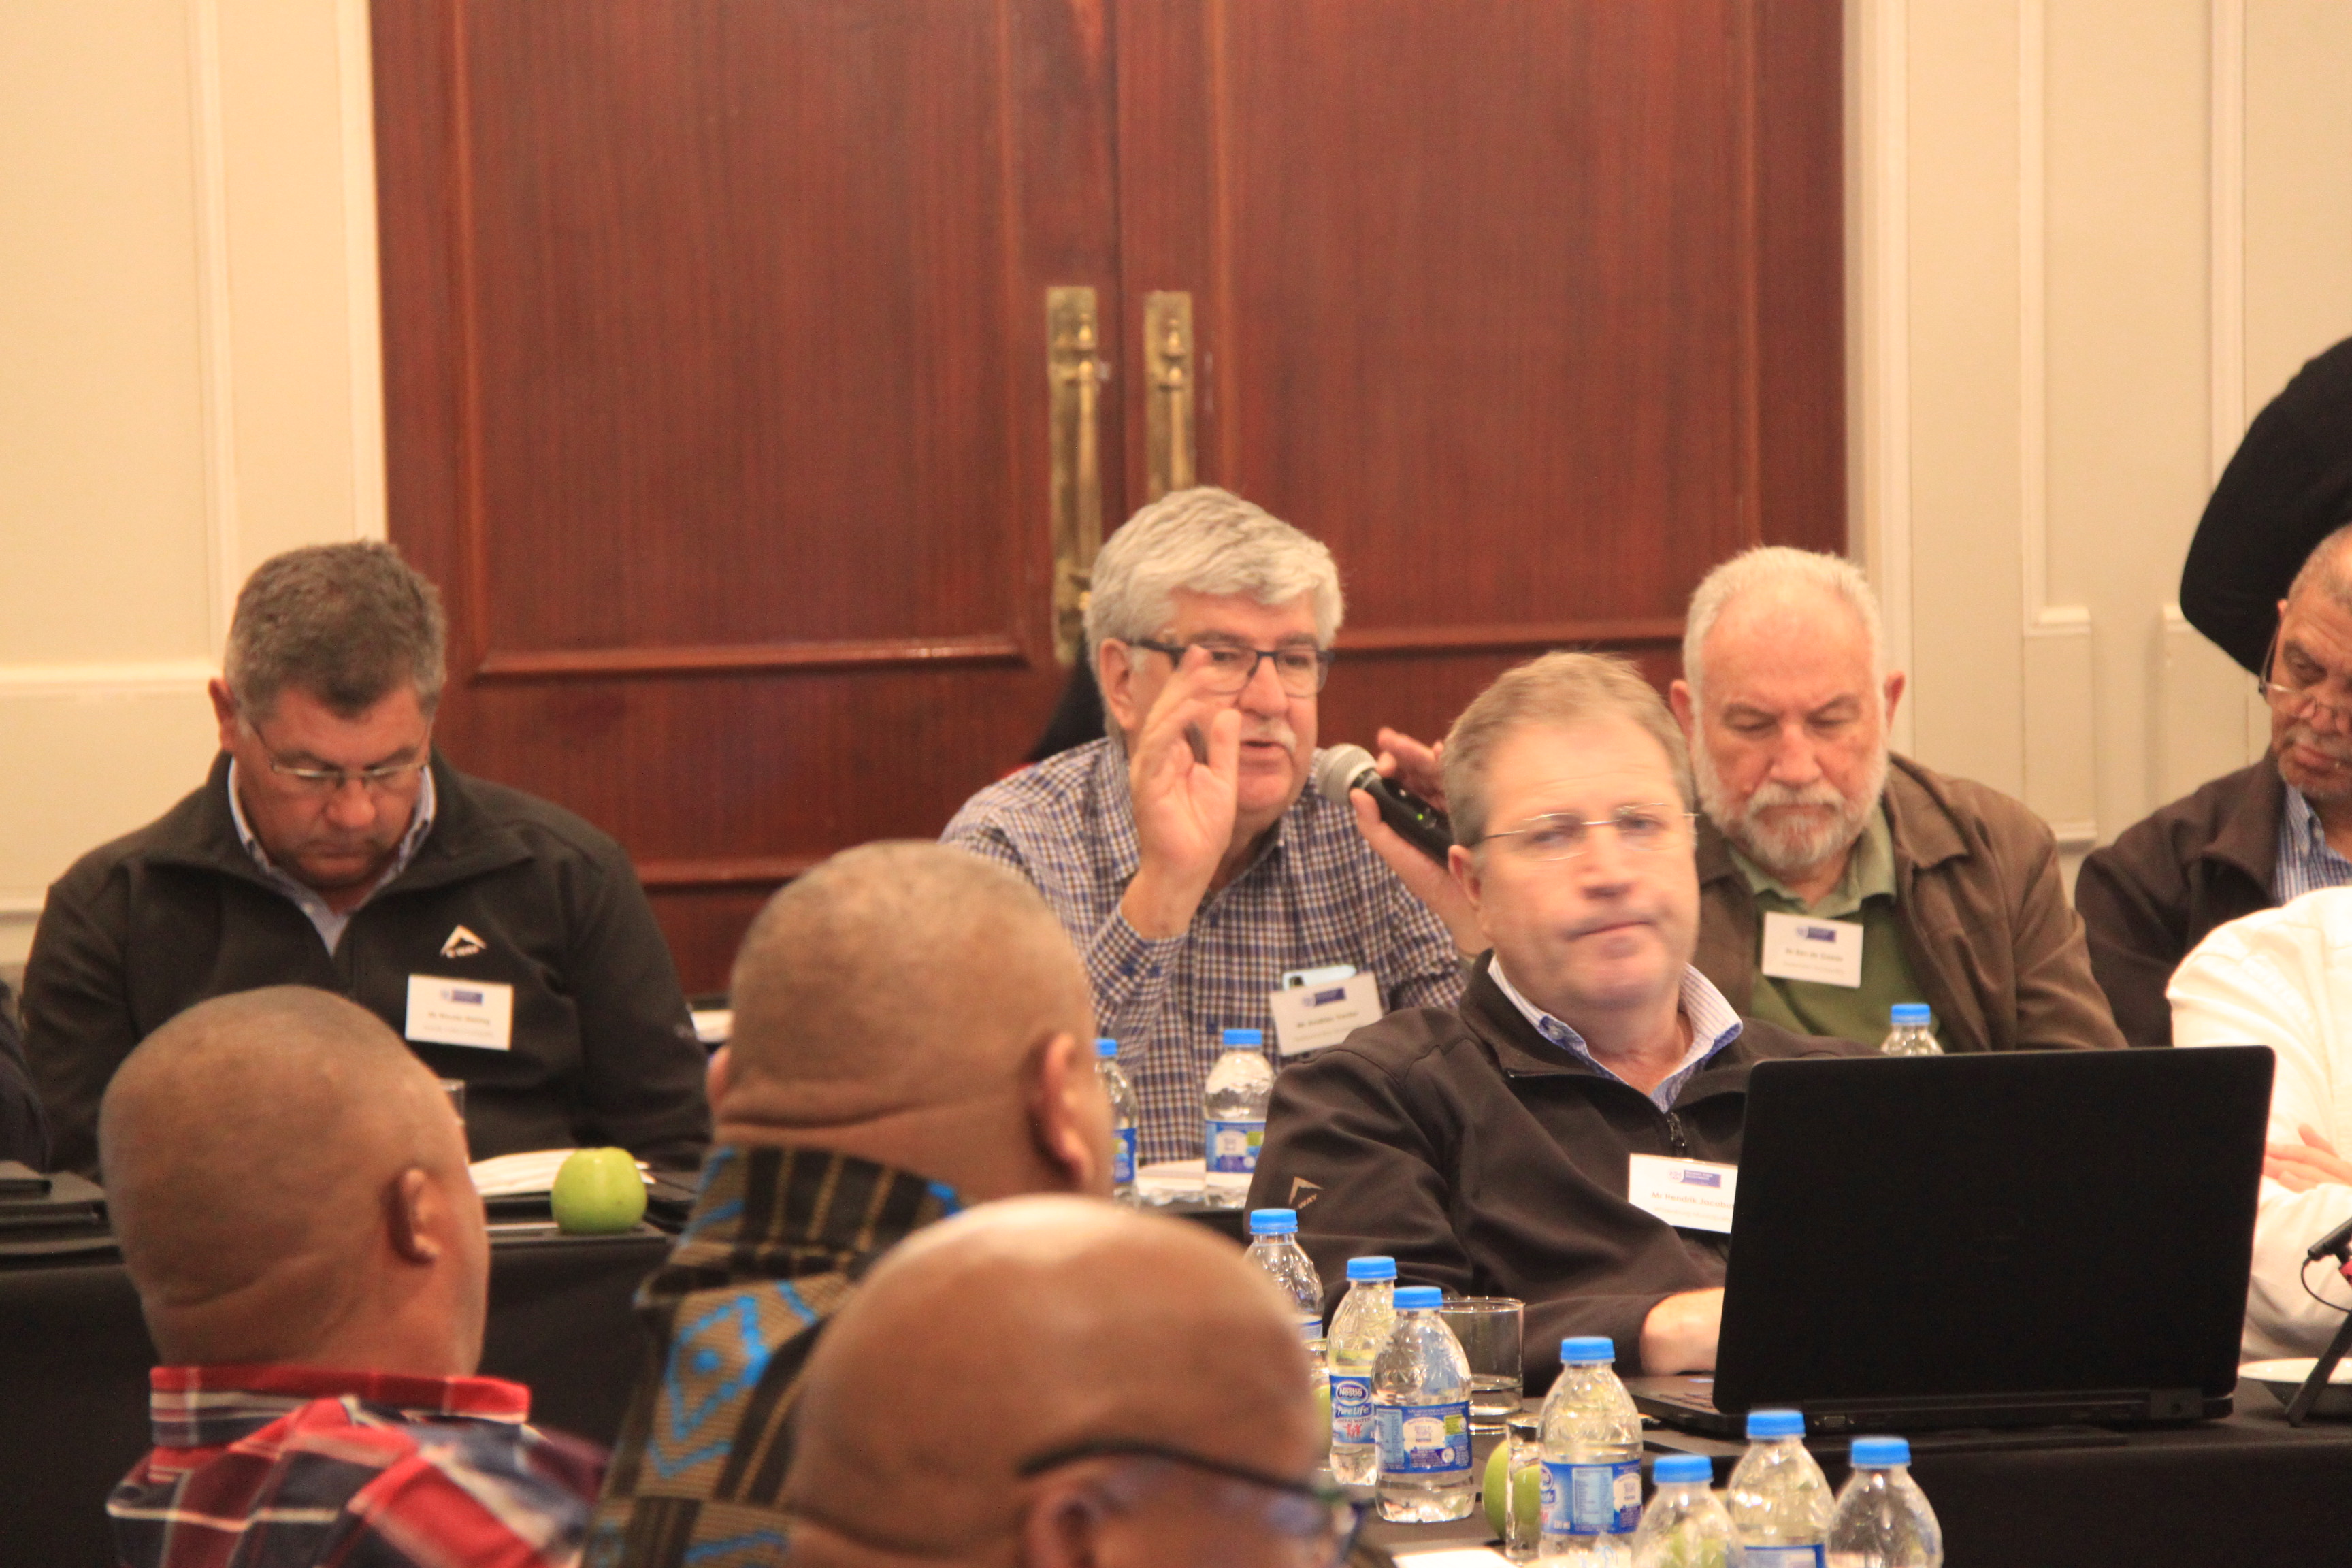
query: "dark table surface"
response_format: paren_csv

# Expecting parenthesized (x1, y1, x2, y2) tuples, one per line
(15, 1216, 2352, 1568)
(1367, 1379, 2352, 1566)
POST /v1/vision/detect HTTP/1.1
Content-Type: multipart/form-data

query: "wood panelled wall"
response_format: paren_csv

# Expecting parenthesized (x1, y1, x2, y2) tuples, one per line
(375, 0, 1844, 989)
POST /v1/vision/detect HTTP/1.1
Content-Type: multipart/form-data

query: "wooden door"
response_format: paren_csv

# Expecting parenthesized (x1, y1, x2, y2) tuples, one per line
(376, 1, 1842, 988)
(1114, 0, 1844, 745)
(374, 0, 1125, 986)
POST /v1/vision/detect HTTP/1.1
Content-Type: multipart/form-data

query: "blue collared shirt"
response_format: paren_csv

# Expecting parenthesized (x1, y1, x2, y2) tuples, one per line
(1488, 958, 1744, 1111)
(226, 759, 438, 953)
(2272, 785, 2352, 906)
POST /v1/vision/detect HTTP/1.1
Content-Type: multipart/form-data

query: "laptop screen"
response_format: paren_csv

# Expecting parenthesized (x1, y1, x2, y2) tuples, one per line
(1712, 1046, 2272, 1414)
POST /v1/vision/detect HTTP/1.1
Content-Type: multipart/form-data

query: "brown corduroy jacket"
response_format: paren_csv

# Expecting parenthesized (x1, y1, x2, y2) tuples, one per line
(1691, 755, 2125, 1055)
(2074, 758, 2284, 1049)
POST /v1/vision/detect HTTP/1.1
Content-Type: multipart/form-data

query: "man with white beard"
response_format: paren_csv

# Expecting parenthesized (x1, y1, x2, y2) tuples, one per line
(1665, 548, 2123, 1053)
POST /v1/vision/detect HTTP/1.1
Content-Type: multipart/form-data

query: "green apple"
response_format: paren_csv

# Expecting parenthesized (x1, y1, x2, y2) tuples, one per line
(1482, 1440, 1540, 1542)
(551, 1147, 647, 1233)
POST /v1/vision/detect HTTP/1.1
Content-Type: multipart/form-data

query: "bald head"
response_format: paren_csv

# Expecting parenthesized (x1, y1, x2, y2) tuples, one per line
(723, 843, 1094, 1126)
(2287, 521, 2352, 619)
(785, 1198, 1318, 1564)
(101, 987, 485, 1370)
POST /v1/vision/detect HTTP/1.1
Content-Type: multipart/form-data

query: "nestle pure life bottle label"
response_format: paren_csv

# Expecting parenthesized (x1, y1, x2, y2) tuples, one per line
(1204, 1117, 1265, 1174)
(1540, 1459, 1642, 1535)
(1111, 1126, 1137, 1185)
(1329, 1373, 1374, 1445)
(1742, 1549, 1827, 1567)
(1375, 1401, 1471, 1474)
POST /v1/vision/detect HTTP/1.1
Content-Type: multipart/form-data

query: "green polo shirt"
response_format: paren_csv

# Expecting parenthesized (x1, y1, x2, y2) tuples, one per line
(1732, 804, 1931, 1049)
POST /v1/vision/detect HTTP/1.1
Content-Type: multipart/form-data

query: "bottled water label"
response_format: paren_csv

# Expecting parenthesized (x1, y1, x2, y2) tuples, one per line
(1744, 1550, 1825, 1567)
(1329, 1373, 1374, 1445)
(1204, 1117, 1265, 1174)
(1297, 1313, 1324, 1341)
(1111, 1126, 1136, 1185)
(1540, 1458, 1642, 1536)
(1375, 1400, 1471, 1475)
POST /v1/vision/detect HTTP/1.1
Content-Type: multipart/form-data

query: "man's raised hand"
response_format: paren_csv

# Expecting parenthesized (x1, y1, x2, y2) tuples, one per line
(1121, 653, 1242, 938)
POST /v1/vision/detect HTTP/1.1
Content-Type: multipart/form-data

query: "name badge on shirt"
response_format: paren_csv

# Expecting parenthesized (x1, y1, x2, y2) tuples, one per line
(1759, 910, 1865, 988)
(1268, 969, 1382, 1057)
(405, 975, 515, 1051)
(1627, 1153, 1738, 1234)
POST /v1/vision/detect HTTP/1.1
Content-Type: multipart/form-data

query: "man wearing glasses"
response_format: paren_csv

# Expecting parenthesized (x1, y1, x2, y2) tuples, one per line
(2082, 521, 2352, 1048)
(782, 1196, 1356, 1567)
(1252, 653, 1863, 1388)
(944, 488, 1467, 1166)
(22, 542, 708, 1175)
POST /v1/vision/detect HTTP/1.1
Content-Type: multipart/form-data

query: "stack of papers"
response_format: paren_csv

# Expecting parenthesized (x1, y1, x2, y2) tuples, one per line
(468, 1149, 651, 1198)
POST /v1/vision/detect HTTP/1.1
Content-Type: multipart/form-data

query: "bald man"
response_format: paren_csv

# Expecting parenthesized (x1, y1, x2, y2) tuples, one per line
(103, 987, 603, 1568)
(783, 1197, 1345, 1568)
(587, 843, 1113, 1568)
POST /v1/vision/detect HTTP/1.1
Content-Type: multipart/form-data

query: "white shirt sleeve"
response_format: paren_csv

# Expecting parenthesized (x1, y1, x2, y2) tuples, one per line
(2170, 889, 2352, 1360)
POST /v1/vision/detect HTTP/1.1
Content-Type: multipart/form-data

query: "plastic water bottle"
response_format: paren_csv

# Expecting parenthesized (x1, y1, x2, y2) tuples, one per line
(1203, 1027, 1274, 1207)
(1725, 1409, 1829, 1567)
(1373, 1285, 1476, 1522)
(1825, 1437, 1942, 1568)
(1536, 1337, 1642, 1564)
(1245, 1209, 1325, 1341)
(1095, 1038, 1141, 1203)
(1633, 1453, 1744, 1567)
(1878, 1004, 1941, 1057)
(1326, 1256, 1398, 1486)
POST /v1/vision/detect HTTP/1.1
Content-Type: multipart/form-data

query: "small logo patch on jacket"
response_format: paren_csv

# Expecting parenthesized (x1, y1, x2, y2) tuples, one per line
(439, 925, 487, 959)
(1288, 1177, 1322, 1209)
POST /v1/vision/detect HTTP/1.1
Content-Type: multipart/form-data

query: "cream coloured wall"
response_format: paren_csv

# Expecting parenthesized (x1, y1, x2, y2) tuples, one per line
(1851, 0, 2352, 879)
(0, 0, 383, 966)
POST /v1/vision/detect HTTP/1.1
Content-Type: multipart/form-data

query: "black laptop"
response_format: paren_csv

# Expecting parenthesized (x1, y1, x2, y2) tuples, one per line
(1627, 1046, 2273, 1436)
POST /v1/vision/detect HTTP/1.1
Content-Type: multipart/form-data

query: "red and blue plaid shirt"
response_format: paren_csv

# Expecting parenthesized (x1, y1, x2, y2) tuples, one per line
(110, 1364, 606, 1568)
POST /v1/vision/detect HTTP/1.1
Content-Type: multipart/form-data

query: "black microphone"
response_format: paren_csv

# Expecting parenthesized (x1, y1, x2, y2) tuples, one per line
(1313, 744, 1454, 864)
(2308, 1212, 2352, 1265)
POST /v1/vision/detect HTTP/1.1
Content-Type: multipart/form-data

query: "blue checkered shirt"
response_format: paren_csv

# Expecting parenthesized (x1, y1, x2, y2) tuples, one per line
(943, 738, 1465, 1164)
(2273, 785, 2352, 905)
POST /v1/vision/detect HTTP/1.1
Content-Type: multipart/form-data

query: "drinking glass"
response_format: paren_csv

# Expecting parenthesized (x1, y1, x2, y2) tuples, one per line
(1438, 1296, 1523, 1428)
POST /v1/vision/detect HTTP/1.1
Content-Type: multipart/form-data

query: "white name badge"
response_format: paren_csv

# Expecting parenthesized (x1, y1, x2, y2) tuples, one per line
(1268, 969, 1383, 1057)
(405, 975, 515, 1051)
(1759, 910, 1865, 988)
(1627, 1153, 1738, 1234)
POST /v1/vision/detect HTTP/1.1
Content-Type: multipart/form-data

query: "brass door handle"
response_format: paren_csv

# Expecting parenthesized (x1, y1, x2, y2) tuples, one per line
(1144, 291, 1195, 501)
(1047, 286, 1106, 668)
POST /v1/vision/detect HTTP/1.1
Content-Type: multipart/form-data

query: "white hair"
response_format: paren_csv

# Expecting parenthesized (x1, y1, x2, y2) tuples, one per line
(1083, 487, 1343, 653)
(1682, 546, 1885, 704)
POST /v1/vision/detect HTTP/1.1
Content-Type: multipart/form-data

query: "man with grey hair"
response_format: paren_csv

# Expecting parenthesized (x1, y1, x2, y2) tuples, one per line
(1254, 653, 1863, 1388)
(24, 540, 708, 1174)
(1667, 546, 2119, 1053)
(2081, 521, 2352, 1047)
(944, 487, 1466, 1166)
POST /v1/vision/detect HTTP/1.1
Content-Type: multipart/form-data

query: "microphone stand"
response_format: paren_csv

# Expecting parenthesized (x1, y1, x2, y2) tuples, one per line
(2285, 1256, 2352, 1426)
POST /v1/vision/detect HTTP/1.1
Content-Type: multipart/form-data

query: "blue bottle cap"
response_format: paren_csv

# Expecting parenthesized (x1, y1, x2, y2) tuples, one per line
(1222, 1028, 1265, 1047)
(1746, 1408, 1806, 1439)
(1393, 1286, 1443, 1311)
(1345, 1256, 1397, 1282)
(1848, 1435, 1911, 1467)
(1890, 1003, 1931, 1026)
(1559, 1336, 1616, 1365)
(1652, 1454, 1713, 1485)
(1248, 1208, 1298, 1235)
(1095, 1037, 1120, 1057)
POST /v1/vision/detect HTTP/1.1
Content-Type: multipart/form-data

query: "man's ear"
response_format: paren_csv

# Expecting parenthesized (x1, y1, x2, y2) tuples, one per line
(208, 678, 242, 753)
(1096, 639, 1141, 736)
(1881, 669, 1908, 725)
(1024, 1031, 1107, 1196)
(385, 1167, 445, 1265)
(1667, 678, 1697, 738)
(1450, 843, 1484, 913)
(1023, 1476, 1112, 1568)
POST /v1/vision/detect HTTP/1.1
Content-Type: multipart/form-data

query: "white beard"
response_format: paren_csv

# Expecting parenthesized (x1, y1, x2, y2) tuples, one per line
(1695, 741, 1887, 880)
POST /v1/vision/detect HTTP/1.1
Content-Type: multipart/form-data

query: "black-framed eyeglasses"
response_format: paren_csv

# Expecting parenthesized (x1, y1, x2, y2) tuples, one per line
(1475, 804, 1697, 860)
(1131, 638, 1335, 696)
(2257, 628, 2352, 728)
(1016, 1437, 1367, 1565)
